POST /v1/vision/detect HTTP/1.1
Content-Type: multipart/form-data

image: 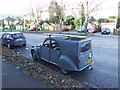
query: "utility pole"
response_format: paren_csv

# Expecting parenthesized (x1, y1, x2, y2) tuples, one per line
(23, 16, 25, 32)
(84, 0, 88, 33)
(2, 19, 5, 31)
(59, 0, 63, 33)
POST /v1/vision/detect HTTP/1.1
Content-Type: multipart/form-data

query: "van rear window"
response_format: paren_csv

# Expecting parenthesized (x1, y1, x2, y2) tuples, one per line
(81, 43, 91, 52)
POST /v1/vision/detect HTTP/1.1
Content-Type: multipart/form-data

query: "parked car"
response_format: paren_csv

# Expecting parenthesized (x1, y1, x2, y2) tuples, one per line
(29, 28, 40, 31)
(1, 32, 26, 49)
(62, 28, 69, 31)
(4, 25, 10, 29)
(88, 28, 99, 33)
(31, 34, 93, 74)
(101, 28, 110, 34)
(78, 27, 87, 33)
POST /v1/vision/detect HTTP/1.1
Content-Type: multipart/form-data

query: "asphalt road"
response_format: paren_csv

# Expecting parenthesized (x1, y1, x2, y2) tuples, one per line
(0, 32, 118, 88)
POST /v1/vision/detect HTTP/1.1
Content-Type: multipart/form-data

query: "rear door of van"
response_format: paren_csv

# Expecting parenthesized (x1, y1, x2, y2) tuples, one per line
(78, 40, 92, 70)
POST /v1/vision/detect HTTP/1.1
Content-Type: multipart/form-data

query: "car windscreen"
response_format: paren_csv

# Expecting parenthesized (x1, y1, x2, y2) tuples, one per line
(11, 33, 24, 39)
(81, 43, 91, 52)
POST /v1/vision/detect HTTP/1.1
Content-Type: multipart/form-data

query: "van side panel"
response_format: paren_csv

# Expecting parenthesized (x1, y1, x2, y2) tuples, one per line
(58, 40, 79, 68)
(58, 55, 78, 71)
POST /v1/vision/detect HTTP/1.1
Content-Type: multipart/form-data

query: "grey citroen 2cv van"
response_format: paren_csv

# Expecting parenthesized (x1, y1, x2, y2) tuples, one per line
(31, 34, 94, 74)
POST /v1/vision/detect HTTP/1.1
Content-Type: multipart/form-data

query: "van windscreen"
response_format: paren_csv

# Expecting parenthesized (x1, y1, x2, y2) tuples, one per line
(81, 43, 91, 52)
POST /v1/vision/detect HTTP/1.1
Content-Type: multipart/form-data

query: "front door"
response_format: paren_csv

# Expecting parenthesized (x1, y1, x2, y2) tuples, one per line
(50, 40, 60, 64)
(40, 39, 50, 61)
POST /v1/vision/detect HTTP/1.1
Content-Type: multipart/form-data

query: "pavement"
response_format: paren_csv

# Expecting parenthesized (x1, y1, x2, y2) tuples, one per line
(2, 60, 51, 88)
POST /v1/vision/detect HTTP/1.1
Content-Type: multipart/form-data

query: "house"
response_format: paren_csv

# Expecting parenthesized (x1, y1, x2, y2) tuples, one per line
(16, 25, 23, 30)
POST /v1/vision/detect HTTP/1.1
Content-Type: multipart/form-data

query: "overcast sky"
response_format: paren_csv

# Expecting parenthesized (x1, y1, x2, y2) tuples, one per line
(0, 0, 119, 19)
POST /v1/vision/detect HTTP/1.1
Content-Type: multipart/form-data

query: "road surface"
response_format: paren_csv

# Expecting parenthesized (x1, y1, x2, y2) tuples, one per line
(0, 32, 118, 88)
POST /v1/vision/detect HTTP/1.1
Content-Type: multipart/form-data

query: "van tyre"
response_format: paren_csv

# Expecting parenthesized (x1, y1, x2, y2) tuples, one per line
(88, 66, 93, 70)
(60, 68, 69, 75)
(32, 51, 37, 61)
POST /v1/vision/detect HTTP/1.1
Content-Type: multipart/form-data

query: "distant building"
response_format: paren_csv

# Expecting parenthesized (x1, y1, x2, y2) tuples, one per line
(16, 25, 23, 30)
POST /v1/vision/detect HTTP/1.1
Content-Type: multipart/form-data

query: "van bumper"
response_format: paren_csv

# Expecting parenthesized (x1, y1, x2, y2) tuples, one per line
(77, 61, 94, 71)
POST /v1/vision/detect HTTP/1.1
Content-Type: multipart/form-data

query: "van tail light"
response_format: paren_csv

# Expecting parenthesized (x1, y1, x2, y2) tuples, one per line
(9, 36, 14, 40)
(78, 57, 80, 63)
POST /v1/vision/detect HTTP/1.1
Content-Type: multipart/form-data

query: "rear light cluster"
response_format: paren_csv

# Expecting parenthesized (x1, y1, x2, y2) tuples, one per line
(9, 36, 14, 40)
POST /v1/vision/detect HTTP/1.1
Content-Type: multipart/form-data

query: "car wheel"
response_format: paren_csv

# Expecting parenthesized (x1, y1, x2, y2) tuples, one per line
(60, 68, 69, 75)
(23, 44, 26, 47)
(32, 51, 37, 61)
(7, 43, 13, 49)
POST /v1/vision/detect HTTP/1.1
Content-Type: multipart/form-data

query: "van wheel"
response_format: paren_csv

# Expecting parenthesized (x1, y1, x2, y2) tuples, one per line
(7, 43, 12, 49)
(60, 68, 69, 75)
(32, 51, 37, 61)
(88, 66, 93, 70)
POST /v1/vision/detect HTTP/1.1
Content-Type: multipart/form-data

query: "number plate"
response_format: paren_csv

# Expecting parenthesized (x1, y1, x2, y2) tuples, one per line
(16, 38, 22, 40)
(87, 58, 91, 63)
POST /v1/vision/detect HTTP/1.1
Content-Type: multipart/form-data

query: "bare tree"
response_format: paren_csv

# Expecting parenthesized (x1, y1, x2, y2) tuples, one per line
(6, 16, 15, 31)
(48, 0, 65, 33)
(83, 0, 103, 32)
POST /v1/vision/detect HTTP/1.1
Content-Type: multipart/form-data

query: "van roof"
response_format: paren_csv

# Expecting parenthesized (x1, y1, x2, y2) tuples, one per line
(50, 34, 88, 41)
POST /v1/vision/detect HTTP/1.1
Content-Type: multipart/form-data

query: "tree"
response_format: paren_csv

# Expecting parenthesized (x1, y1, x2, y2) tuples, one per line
(48, 0, 60, 23)
(0, 19, 5, 31)
(116, 18, 120, 29)
(48, 0, 65, 32)
(6, 16, 11, 26)
(6, 16, 15, 31)
(108, 16, 116, 19)
(97, 18, 105, 23)
(79, 2, 85, 28)
(63, 15, 74, 25)
(73, 18, 80, 30)
(83, 1, 103, 32)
